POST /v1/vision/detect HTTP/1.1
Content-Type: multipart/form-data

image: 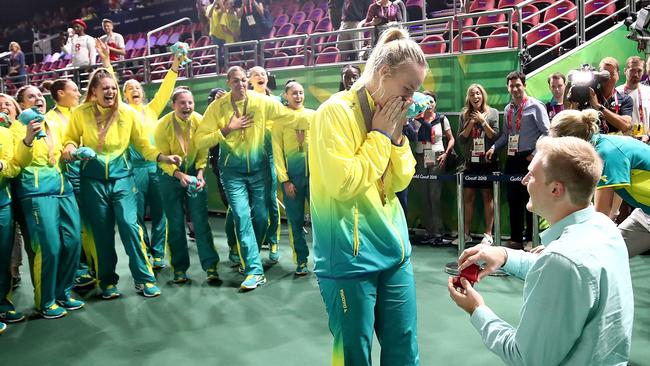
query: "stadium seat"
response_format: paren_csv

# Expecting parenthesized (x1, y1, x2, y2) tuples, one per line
(497, 0, 524, 8)
(475, 13, 506, 37)
(512, 4, 540, 33)
(295, 20, 315, 35)
(452, 30, 481, 51)
(543, 0, 577, 28)
(302, 0, 315, 14)
(469, 0, 496, 13)
(308, 8, 324, 23)
(314, 17, 332, 32)
(265, 52, 291, 69)
(290, 11, 306, 26)
(420, 35, 447, 54)
(406, 0, 425, 21)
(315, 46, 340, 64)
(276, 23, 296, 37)
(274, 14, 289, 28)
(484, 27, 519, 48)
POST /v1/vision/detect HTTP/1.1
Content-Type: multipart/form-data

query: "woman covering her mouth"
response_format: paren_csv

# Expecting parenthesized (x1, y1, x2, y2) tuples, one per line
(62, 67, 182, 300)
(122, 52, 183, 271)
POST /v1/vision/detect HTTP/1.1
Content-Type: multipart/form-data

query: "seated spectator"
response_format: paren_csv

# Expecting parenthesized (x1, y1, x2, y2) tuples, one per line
(363, 0, 402, 27)
(100, 19, 126, 62)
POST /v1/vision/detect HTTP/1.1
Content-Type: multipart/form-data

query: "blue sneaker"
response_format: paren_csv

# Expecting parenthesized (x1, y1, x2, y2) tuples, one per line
(57, 298, 85, 311)
(0, 321, 6, 334)
(228, 248, 240, 264)
(152, 257, 167, 270)
(0, 310, 25, 323)
(172, 271, 189, 284)
(295, 262, 309, 276)
(206, 266, 220, 283)
(240, 274, 266, 291)
(101, 285, 120, 300)
(268, 244, 280, 263)
(73, 273, 96, 289)
(41, 304, 67, 319)
(136, 283, 161, 298)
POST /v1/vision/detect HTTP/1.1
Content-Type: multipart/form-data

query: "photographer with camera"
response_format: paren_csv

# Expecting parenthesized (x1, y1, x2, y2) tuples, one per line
(486, 71, 549, 250)
(583, 57, 633, 134)
(616, 56, 650, 142)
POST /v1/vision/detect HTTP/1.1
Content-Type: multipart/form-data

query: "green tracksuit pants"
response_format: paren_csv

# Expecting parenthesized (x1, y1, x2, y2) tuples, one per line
(21, 195, 81, 311)
(159, 172, 219, 273)
(281, 173, 309, 264)
(221, 169, 268, 275)
(317, 260, 419, 366)
(80, 176, 155, 289)
(0, 204, 16, 313)
(264, 160, 280, 246)
(134, 165, 167, 259)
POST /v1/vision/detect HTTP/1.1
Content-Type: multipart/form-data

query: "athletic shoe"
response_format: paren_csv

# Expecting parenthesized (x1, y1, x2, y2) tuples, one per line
(136, 283, 161, 298)
(0, 322, 6, 334)
(295, 263, 309, 276)
(41, 304, 67, 319)
(240, 274, 266, 291)
(228, 248, 240, 264)
(73, 273, 96, 289)
(101, 285, 120, 300)
(152, 258, 166, 270)
(206, 266, 220, 283)
(268, 244, 280, 263)
(479, 233, 494, 246)
(172, 271, 189, 284)
(260, 242, 270, 250)
(0, 310, 25, 323)
(451, 233, 473, 246)
(56, 298, 85, 311)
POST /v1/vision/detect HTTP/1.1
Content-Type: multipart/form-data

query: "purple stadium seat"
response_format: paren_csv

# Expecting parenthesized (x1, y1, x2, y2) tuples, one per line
(315, 46, 340, 64)
(308, 8, 324, 23)
(290, 11, 306, 26)
(420, 35, 447, 54)
(274, 14, 289, 28)
(276, 23, 296, 37)
(314, 17, 332, 32)
(266, 52, 290, 69)
(452, 30, 482, 51)
(484, 27, 519, 48)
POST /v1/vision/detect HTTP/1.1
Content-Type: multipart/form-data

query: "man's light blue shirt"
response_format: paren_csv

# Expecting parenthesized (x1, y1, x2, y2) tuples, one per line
(470, 206, 634, 365)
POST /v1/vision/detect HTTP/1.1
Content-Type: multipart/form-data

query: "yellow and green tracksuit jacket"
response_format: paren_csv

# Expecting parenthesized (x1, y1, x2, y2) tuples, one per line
(271, 107, 315, 183)
(45, 105, 80, 186)
(195, 91, 296, 173)
(154, 111, 208, 175)
(0, 126, 26, 207)
(10, 119, 70, 198)
(309, 88, 416, 279)
(63, 102, 161, 181)
(128, 69, 178, 167)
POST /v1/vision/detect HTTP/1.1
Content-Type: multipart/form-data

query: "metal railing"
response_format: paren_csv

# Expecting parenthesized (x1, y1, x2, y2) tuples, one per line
(146, 17, 192, 56)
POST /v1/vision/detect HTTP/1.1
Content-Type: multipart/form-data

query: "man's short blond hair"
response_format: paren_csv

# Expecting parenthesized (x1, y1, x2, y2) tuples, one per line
(625, 55, 644, 70)
(536, 136, 603, 207)
(600, 56, 620, 74)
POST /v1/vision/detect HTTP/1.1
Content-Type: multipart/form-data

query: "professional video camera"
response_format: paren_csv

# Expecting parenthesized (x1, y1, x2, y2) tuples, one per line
(566, 65, 610, 110)
(626, 5, 650, 55)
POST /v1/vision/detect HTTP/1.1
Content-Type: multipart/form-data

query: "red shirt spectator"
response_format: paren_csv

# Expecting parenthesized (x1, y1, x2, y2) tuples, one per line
(364, 0, 402, 26)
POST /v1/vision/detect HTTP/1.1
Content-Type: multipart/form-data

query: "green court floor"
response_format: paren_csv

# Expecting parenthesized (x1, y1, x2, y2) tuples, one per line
(2, 216, 649, 366)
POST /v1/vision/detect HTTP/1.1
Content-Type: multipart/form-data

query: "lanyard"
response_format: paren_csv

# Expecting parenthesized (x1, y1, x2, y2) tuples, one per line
(243, 0, 253, 14)
(171, 114, 190, 158)
(93, 104, 116, 152)
(357, 86, 388, 205)
(507, 97, 527, 132)
(624, 86, 644, 125)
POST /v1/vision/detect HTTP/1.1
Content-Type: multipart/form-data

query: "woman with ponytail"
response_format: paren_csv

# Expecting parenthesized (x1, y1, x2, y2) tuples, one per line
(551, 109, 650, 258)
(62, 67, 181, 300)
(12, 85, 81, 319)
(309, 27, 426, 365)
(123, 53, 183, 270)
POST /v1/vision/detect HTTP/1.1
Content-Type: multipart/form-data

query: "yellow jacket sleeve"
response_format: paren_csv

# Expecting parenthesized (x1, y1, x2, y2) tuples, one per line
(311, 100, 392, 202)
(264, 96, 297, 130)
(194, 100, 227, 151)
(0, 127, 26, 178)
(271, 123, 289, 183)
(129, 109, 160, 161)
(147, 69, 178, 117)
(63, 109, 84, 148)
(153, 119, 177, 176)
(385, 141, 416, 194)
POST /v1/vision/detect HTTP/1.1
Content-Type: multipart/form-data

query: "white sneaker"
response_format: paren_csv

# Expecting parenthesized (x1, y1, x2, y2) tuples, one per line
(451, 233, 472, 246)
(480, 233, 494, 246)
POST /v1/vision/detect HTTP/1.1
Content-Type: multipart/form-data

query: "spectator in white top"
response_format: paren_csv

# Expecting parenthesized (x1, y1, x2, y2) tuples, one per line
(63, 19, 97, 69)
(616, 55, 650, 142)
(100, 19, 125, 62)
